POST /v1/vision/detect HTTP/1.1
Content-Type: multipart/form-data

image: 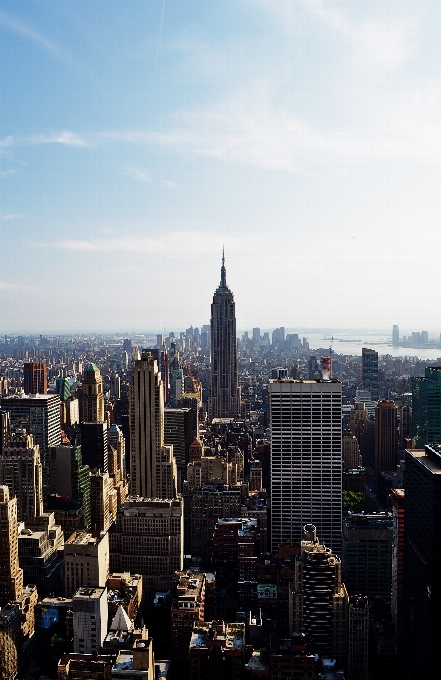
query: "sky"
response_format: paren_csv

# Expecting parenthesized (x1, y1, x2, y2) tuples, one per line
(1, 0, 441, 334)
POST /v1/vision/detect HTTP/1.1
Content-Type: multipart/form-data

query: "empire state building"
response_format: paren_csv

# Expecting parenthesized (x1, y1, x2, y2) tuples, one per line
(209, 252, 240, 419)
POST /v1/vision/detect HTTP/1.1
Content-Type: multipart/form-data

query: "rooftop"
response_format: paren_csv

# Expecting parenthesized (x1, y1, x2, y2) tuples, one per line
(73, 586, 106, 599)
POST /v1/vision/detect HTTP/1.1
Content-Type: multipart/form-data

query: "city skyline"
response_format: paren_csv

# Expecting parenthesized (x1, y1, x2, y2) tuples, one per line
(1, 1, 441, 331)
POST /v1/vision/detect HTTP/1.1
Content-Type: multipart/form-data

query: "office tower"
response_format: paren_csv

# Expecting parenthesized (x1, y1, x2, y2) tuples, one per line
(208, 252, 240, 420)
(81, 363, 104, 423)
(64, 531, 110, 598)
(421, 330, 429, 345)
(73, 586, 108, 654)
(0, 409, 10, 453)
(164, 407, 193, 491)
(212, 518, 259, 598)
(308, 355, 319, 379)
(272, 327, 285, 347)
(65, 397, 79, 426)
(109, 497, 183, 601)
(269, 378, 342, 553)
(252, 327, 261, 345)
(1, 394, 61, 486)
(23, 361, 47, 395)
(289, 525, 348, 662)
(362, 348, 379, 401)
(347, 596, 369, 680)
(171, 571, 206, 672)
(342, 513, 393, 596)
(342, 433, 362, 469)
(184, 484, 241, 563)
(49, 445, 91, 530)
(0, 486, 23, 606)
(80, 421, 108, 472)
(55, 377, 71, 402)
(390, 488, 404, 645)
(399, 403, 412, 450)
(123, 338, 132, 353)
(375, 400, 397, 478)
(129, 351, 177, 499)
(108, 423, 128, 507)
(18, 512, 64, 598)
(392, 325, 399, 347)
(402, 445, 441, 679)
(89, 471, 115, 533)
(0, 432, 43, 523)
(110, 373, 121, 400)
(411, 366, 441, 447)
(177, 395, 199, 441)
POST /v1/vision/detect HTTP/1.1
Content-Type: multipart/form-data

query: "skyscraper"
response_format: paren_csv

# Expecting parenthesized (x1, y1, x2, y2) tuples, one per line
(1, 394, 61, 487)
(411, 366, 441, 447)
(269, 378, 342, 553)
(392, 325, 399, 347)
(208, 251, 240, 420)
(403, 445, 441, 679)
(23, 361, 47, 395)
(361, 348, 379, 401)
(81, 364, 104, 423)
(129, 351, 177, 499)
(375, 400, 398, 478)
(0, 486, 23, 606)
(0, 432, 43, 524)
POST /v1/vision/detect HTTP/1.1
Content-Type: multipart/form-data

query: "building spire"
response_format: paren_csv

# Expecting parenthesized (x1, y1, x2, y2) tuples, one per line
(220, 246, 227, 289)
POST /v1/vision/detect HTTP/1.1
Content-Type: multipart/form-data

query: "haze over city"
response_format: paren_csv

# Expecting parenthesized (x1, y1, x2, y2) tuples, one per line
(1, 0, 441, 332)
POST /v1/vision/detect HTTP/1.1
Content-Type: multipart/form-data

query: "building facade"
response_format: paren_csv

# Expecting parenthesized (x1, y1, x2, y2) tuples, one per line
(81, 364, 104, 423)
(129, 351, 177, 499)
(402, 445, 441, 679)
(23, 361, 47, 395)
(109, 497, 183, 601)
(374, 400, 398, 478)
(411, 366, 441, 447)
(269, 379, 342, 553)
(361, 348, 379, 401)
(0, 432, 43, 524)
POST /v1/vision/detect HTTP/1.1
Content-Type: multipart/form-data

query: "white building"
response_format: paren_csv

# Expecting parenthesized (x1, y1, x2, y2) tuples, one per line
(73, 586, 108, 654)
(270, 378, 342, 554)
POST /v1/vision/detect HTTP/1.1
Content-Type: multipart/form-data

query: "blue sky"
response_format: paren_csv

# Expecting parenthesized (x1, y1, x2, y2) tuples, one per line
(1, 0, 441, 333)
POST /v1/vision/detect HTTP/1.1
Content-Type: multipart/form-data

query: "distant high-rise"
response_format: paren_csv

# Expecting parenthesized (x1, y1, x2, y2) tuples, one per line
(392, 325, 400, 347)
(129, 351, 177, 499)
(82, 364, 104, 423)
(0, 432, 43, 524)
(412, 366, 441, 447)
(269, 378, 342, 553)
(23, 361, 47, 395)
(375, 400, 398, 478)
(208, 251, 240, 420)
(362, 348, 379, 401)
(55, 377, 71, 401)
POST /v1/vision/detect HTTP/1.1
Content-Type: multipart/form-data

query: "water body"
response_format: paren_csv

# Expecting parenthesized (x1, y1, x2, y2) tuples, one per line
(305, 331, 441, 361)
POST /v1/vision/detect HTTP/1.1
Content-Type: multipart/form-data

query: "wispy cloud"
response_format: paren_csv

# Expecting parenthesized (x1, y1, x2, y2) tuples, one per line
(0, 10, 72, 63)
(0, 136, 14, 148)
(124, 166, 152, 183)
(30, 131, 88, 147)
(57, 230, 267, 256)
(0, 280, 27, 290)
(1, 214, 24, 220)
(0, 170, 17, 177)
(306, 0, 414, 69)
